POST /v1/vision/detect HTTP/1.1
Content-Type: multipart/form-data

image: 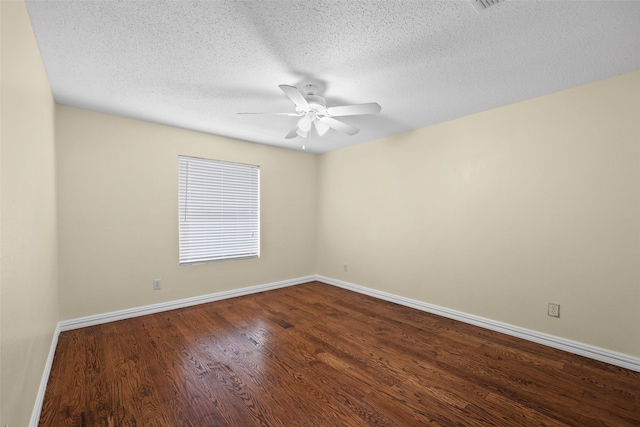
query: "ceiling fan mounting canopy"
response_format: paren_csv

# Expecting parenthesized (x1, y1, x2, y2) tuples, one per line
(238, 83, 381, 140)
(302, 84, 320, 96)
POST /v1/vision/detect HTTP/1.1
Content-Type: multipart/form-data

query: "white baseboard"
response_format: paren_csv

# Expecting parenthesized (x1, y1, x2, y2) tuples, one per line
(59, 275, 315, 331)
(316, 275, 640, 373)
(29, 322, 61, 427)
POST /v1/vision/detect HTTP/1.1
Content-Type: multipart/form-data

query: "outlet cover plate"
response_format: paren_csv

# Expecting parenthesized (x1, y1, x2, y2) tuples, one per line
(548, 303, 560, 318)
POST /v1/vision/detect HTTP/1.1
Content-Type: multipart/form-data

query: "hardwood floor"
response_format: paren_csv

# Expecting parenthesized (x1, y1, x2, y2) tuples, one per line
(39, 281, 639, 426)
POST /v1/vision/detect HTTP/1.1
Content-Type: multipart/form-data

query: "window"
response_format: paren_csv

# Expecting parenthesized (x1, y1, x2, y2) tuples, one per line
(178, 155, 260, 264)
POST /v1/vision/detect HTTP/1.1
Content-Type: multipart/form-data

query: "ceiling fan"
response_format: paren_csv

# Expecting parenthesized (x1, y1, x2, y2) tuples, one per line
(239, 84, 381, 139)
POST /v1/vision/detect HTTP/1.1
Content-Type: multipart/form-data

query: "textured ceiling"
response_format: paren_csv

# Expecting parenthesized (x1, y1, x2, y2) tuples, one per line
(25, 0, 640, 154)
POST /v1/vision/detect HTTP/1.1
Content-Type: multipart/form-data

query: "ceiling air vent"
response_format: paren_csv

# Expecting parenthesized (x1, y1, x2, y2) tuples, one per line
(468, 0, 505, 13)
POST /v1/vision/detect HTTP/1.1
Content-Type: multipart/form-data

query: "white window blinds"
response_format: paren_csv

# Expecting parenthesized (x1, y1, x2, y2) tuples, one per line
(178, 155, 260, 264)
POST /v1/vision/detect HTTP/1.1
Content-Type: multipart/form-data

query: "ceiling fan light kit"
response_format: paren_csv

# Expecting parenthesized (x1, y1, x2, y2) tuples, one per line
(239, 83, 381, 141)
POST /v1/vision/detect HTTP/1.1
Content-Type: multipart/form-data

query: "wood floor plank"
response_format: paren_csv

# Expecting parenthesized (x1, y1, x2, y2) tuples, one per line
(40, 282, 640, 426)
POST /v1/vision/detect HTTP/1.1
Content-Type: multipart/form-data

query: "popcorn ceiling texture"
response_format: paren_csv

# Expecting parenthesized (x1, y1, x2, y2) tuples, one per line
(26, 0, 640, 153)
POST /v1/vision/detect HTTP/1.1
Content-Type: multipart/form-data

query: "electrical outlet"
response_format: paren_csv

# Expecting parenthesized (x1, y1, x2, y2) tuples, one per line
(153, 279, 161, 290)
(343, 263, 348, 272)
(548, 303, 560, 318)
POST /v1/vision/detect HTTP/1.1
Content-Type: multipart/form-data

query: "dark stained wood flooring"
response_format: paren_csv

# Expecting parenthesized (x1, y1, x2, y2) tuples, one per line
(39, 281, 640, 426)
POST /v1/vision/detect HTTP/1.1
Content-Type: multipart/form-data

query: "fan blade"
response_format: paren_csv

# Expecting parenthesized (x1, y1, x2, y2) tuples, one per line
(238, 112, 302, 116)
(319, 117, 359, 136)
(327, 102, 381, 116)
(279, 85, 309, 109)
(285, 125, 299, 139)
(314, 120, 330, 136)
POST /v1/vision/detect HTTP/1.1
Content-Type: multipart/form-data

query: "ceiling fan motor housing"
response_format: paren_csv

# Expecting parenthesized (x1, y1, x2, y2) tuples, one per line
(304, 95, 327, 110)
(302, 84, 329, 113)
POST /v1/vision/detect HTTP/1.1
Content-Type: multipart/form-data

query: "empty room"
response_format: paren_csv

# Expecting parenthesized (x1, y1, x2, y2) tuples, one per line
(1, 0, 639, 426)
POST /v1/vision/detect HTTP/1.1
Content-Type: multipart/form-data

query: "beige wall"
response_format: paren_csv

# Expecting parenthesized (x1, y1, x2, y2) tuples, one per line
(317, 71, 640, 358)
(0, 1, 60, 425)
(56, 106, 317, 320)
